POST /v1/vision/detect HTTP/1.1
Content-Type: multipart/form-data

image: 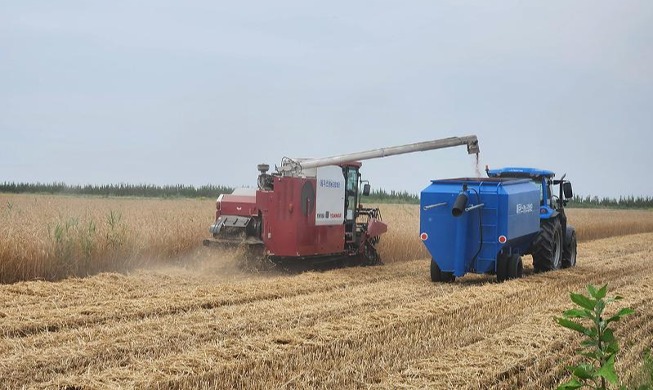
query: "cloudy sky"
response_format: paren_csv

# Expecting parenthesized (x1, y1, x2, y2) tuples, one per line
(1, 1, 651, 198)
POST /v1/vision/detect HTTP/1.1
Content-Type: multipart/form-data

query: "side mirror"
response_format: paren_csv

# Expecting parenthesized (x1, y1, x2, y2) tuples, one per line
(563, 182, 573, 198)
(362, 183, 371, 196)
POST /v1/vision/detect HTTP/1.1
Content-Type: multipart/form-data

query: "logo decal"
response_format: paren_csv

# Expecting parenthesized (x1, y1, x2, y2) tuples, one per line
(516, 203, 534, 214)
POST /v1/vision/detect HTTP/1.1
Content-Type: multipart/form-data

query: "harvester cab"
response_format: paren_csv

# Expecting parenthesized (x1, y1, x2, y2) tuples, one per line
(204, 135, 480, 268)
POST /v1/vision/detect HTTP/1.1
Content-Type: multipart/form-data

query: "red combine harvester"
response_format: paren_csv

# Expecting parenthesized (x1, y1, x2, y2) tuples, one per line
(203, 135, 480, 266)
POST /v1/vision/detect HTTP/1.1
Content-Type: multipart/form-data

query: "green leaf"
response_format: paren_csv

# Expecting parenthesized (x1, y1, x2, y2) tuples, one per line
(563, 309, 593, 319)
(557, 318, 590, 335)
(605, 339, 620, 354)
(580, 351, 601, 361)
(605, 308, 635, 325)
(572, 364, 596, 379)
(586, 327, 598, 338)
(601, 328, 615, 343)
(570, 292, 596, 311)
(587, 284, 598, 296)
(557, 378, 583, 390)
(597, 355, 619, 384)
(596, 284, 608, 300)
(596, 299, 606, 317)
(581, 339, 598, 349)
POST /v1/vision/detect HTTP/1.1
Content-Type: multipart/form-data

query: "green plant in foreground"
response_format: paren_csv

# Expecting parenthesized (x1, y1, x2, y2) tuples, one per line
(556, 284, 634, 390)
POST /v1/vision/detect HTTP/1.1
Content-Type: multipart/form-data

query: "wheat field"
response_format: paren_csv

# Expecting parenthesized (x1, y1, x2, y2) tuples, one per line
(2, 193, 653, 283)
(1, 194, 653, 389)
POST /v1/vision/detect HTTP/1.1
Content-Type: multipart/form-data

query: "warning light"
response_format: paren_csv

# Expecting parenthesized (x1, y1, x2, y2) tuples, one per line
(498, 235, 507, 244)
(420, 232, 428, 241)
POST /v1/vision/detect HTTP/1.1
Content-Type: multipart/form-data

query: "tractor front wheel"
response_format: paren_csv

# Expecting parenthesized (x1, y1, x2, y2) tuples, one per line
(532, 218, 563, 272)
(562, 228, 577, 268)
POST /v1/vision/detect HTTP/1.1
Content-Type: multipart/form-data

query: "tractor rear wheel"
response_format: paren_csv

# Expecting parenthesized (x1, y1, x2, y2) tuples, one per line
(430, 260, 455, 283)
(532, 218, 563, 272)
(562, 228, 577, 268)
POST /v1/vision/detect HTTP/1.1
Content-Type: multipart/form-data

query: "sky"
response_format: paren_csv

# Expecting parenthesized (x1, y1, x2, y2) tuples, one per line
(1, 1, 652, 198)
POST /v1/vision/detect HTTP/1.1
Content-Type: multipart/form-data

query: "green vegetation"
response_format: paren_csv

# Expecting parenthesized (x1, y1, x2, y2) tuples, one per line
(569, 195, 653, 210)
(556, 284, 634, 390)
(0, 181, 422, 203)
(364, 189, 419, 204)
(2, 182, 652, 209)
(0, 182, 233, 198)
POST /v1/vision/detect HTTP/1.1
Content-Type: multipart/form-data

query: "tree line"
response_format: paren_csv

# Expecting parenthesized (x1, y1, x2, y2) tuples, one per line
(567, 194, 653, 209)
(0, 182, 233, 198)
(1, 182, 651, 209)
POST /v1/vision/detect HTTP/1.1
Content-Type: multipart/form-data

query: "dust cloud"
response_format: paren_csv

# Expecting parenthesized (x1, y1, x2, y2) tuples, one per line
(137, 246, 277, 283)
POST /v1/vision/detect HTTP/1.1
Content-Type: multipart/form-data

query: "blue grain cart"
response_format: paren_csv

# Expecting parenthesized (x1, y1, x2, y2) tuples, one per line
(420, 168, 576, 282)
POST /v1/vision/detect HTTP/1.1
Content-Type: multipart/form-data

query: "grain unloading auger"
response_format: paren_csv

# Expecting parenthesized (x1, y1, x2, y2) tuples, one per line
(203, 135, 480, 267)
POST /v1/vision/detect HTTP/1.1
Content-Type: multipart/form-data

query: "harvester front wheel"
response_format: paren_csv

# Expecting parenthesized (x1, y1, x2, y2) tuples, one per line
(430, 260, 455, 283)
(562, 228, 577, 268)
(362, 242, 383, 266)
(532, 218, 563, 272)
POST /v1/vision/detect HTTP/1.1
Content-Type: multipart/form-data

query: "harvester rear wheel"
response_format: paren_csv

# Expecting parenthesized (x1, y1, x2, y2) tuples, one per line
(430, 260, 455, 283)
(532, 218, 563, 272)
(562, 228, 577, 268)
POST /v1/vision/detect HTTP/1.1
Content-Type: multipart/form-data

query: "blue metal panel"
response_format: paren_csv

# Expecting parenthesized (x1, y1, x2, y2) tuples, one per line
(420, 177, 541, 278)
(487, 167, 555, 178)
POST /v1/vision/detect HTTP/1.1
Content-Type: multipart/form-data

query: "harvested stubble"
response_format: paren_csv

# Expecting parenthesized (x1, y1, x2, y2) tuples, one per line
(1, 233, 652, 389)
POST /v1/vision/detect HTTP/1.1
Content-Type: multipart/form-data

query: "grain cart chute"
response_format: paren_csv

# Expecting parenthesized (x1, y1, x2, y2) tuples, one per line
(420, 167, 575, 282)
(204, 135, 480, 266)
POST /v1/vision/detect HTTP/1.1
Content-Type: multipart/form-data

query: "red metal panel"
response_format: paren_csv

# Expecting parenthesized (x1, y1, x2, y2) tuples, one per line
(258, 176, 344, 258)
(219, 194, 259, 217)
(367, 219, 388, 238)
